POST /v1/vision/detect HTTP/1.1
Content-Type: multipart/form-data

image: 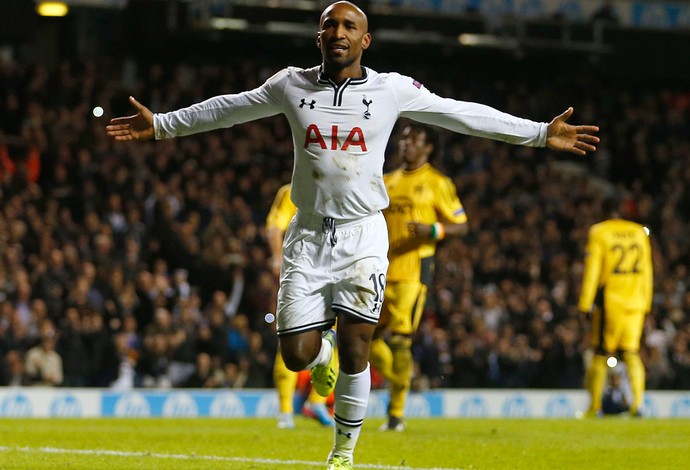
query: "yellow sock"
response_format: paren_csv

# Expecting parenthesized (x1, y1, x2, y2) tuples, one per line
(388, 335, 413, 419)
(274, 351, 298, 414)
(369, 337, 394, 382)
(624, 351, 645, 413)
(307, 387, 328, 404)
(586, 354, 608, 413)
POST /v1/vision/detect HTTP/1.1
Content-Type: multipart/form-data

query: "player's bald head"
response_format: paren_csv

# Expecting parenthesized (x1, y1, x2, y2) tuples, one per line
(320, 1, 369, 32)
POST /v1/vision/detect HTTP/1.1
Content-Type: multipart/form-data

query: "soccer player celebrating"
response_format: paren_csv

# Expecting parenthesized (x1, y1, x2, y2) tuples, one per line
(371, 122, 467, 431)
(267, 183, 335, 429)
(578, 197, 653, 417)
(107, 2, 599, 468)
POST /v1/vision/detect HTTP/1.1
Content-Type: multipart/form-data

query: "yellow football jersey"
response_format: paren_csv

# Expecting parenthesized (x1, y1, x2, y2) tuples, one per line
(578, 219, 653, 313)
(266, 184, 297, 231)
(384, 163, 467, 282)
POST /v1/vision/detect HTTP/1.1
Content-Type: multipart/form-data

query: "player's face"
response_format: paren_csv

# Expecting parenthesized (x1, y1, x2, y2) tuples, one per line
(399, 127, 432, 170)
(318, 2, 371, 71)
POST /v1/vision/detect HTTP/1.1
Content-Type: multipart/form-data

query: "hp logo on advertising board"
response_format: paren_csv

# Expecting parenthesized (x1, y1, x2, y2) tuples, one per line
(459, 395, 489, 417)
(209, 393, 246, 417)
(163, 393, 199, 417)
(545, 395, 574, 417)
(404, 394, 431, 418)
(50, 393, 82, 417)
(502, 395, 531, 417)
(0, 394, 33, 417)
(114, 393, 151, 417)
(256, 393, 279, 418)
(671, 397, 690, 417)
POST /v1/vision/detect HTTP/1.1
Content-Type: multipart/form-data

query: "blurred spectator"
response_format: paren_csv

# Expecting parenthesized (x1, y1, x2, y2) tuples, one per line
(450, 338, 486, 388)
(243, 331, 273, 388)
(181, 352, 224, 388)
(24, 320, 63, 386)
(57, 307, 90, 386)
(601, 369, 630, 415)
(222, 360, 248, 389)
(110, 331, 137, 391)
(226, 313, 251, 364)
(668, 331, 690, 389)
(137, 332, 172, 388)
(0, 350, 32, 386)
(414, 324, 453, 388)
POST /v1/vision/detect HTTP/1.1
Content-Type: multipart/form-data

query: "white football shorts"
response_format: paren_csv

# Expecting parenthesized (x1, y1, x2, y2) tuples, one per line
(276, 210, 389, 336)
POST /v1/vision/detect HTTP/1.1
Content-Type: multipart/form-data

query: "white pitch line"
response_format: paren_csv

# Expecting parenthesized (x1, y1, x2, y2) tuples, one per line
(0, 445, 465, 470)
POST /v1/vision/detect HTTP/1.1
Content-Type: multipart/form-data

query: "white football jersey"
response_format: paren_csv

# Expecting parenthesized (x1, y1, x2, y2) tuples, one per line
(154, 66, 547, 219)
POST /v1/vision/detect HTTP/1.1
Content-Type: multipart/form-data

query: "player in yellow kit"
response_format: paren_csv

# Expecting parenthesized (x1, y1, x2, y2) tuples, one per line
(267, 184, 335, 428)
(370, 122, 468, 431)
(578, 197, 653, 417)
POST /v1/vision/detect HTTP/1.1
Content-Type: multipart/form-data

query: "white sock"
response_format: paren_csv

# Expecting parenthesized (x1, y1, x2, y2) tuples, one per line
(332, 363, 371, 462)
(305, 336, 332, 370)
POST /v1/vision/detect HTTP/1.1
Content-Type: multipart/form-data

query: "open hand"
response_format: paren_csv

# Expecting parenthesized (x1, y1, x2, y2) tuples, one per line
(546, 107, 599, 156)
(106, 96, 155, 141)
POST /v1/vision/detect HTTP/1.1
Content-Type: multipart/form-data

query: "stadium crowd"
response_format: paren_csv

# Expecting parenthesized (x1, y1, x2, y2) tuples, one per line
(0, 53, 688, 392)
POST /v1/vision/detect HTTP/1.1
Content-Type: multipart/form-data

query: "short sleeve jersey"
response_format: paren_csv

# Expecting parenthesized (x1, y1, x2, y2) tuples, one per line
(155, 66, 547, 219)
(578, 219, 653, 313)
(384, 163, 467, 282)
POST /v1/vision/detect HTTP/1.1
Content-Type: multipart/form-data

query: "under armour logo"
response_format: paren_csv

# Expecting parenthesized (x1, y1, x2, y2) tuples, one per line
(337, 428, 352, 439)
(300, 98, 316, 109)
(362, 96, 372, 119)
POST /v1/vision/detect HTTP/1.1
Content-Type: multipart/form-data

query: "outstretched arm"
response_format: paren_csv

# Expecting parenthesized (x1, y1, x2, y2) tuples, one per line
(546, 107, 599, 155)
(106, 96, 155, 141)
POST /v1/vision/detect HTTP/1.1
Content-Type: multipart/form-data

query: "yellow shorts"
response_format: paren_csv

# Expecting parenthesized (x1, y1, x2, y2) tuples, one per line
(379, 280, 427, 336)
(590, 306, 646, 353)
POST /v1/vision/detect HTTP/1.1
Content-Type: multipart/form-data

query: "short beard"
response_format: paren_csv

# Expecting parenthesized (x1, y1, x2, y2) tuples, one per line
(323, 52, 357, 71)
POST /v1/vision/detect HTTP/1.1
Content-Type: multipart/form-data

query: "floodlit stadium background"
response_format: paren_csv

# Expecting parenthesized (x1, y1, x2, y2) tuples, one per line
(1, 0, 689, 419)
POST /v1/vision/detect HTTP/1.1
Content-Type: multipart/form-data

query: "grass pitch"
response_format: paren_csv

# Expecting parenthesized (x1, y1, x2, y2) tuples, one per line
(0, 417, 688, 469)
